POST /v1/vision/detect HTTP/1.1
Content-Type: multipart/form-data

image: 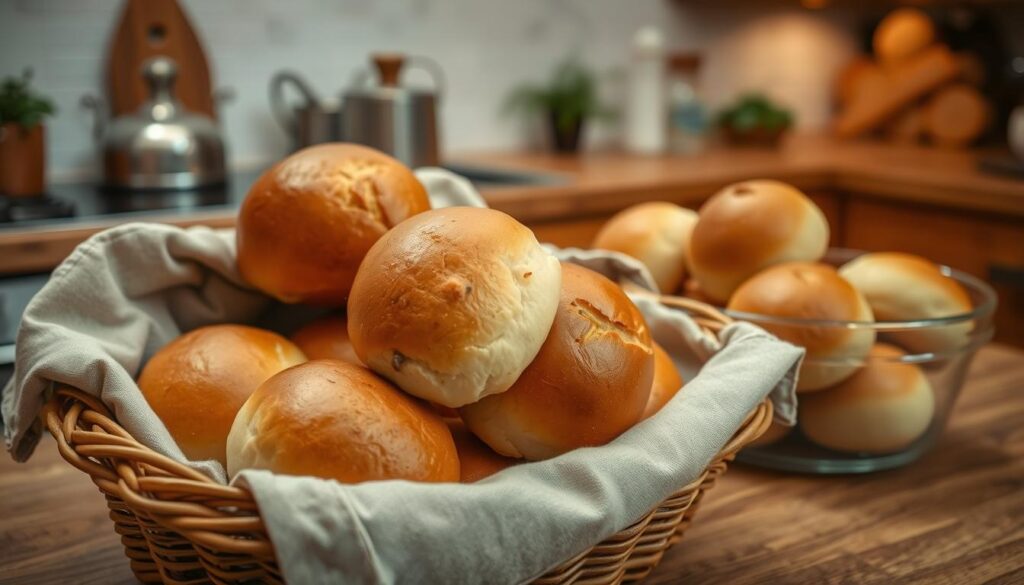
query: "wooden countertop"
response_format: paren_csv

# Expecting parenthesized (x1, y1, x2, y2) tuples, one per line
(471, 135, 1024, 223)
(2, 343, 1021, 584)
(1, 135, 1022, 275)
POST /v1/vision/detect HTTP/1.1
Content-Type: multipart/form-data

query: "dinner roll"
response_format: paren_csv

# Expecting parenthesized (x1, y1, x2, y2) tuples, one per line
(728, 262, 875, 392)
(800, 343, 935, 454)
(237, 143, 430, 306)
(448, 420, 518, 483)
(839, 252, 973, 353)
(348, 207, 562, 408)
(226, 360, 459, 483)
(642, 341, 684, 419)
(592, 202, 698, 294)
(460, 263, 654, 460)
(138, 325, 307, 465)
(688, 180, 829, 304)
(748, 420, 793, 447)
(873, 8, 936, 65)
(290, 315, 361, 365)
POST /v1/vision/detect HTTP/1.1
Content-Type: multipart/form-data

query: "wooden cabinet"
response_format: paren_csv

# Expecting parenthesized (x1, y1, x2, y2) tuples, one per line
(844, 198, 1024, 346)
(526, 191, 845, 251)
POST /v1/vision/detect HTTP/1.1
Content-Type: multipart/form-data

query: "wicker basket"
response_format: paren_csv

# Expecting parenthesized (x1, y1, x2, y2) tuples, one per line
(40, 296, 773, 585)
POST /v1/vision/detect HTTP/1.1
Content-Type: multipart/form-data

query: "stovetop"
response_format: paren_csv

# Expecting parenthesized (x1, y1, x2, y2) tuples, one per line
(0, 171, 261, 230)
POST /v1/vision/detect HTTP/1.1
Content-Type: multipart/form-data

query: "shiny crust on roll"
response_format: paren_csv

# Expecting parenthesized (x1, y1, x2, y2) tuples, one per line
(460, 263, 654, 460)
(800, 343, 935, 454)
(642, 341, 684, 419)
(348, 207, 562, 408)
(290, 315, 361, 365)
(688, 180, 829, 304)
(448, 420, 518, 483)
(592, 202, 698, 294)
(839, 252, 972, 353)
(728, 262, 875, 392)
(138, 324, 307, 465)
(237, 143, 430, 306)
(226, 360, 459, 483)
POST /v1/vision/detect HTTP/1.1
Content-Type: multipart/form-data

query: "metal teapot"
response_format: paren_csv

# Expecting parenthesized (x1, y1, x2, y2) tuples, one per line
(270, 53, 444, 168)
(83, 57, 226, 190)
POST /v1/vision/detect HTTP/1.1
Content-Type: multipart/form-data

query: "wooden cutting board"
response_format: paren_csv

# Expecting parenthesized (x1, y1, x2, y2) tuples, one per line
(106, 0, 215, 119)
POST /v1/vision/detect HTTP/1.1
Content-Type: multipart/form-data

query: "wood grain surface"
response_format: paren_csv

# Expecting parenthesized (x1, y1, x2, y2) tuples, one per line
(1, 343, 1021, 584)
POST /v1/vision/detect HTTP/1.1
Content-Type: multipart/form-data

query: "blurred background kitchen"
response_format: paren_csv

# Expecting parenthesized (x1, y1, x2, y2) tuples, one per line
(1, 0, 1023, 384)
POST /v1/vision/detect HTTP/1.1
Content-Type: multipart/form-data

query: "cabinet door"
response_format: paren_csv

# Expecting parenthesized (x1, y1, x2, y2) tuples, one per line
(845, 198, 1024, 346)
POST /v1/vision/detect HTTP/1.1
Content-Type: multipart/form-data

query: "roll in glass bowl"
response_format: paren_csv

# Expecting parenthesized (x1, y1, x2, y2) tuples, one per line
(728, 249, 996, 474)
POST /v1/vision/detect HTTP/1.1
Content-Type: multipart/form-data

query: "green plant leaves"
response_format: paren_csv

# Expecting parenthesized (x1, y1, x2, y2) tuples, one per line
(0, 69, 57, 130)
(717, 93, 793, 133)
(502, 58, 613, 132)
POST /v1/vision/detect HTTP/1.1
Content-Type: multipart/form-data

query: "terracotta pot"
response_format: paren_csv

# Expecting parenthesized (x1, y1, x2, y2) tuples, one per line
(0, 123, 46, 196)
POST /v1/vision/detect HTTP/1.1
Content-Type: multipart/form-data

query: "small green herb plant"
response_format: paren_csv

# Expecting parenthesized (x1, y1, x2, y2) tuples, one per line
(717, 94, 793, 133)
(0, 69, 56, 130)
(503, 58, 612, 133)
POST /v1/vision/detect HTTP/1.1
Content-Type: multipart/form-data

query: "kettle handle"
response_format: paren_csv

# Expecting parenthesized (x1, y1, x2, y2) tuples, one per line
(269, 71, 322, 135)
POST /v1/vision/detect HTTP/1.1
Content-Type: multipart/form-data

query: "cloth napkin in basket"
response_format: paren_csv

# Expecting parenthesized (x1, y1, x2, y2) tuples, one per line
(2, 168, 802, 585)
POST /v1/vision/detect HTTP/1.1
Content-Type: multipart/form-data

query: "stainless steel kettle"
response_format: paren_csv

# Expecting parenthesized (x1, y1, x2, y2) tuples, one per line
(85, 57, 226, 190)
(269, 53, 444, 168)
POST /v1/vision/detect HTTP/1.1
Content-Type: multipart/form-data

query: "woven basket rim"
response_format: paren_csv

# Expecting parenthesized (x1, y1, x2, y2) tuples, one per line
(39, 292, 775, 584)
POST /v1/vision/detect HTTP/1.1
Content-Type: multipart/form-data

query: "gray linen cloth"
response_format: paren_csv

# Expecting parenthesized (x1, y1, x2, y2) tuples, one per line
(2, 168, 802, 584)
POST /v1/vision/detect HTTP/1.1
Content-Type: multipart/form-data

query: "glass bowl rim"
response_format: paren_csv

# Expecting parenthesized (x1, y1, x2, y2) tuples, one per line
(719, 248, 998, 331)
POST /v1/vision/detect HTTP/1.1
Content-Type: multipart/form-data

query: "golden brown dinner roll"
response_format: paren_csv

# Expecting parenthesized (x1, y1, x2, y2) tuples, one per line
(800, 343, 935, 454)
(226, 360, 459, 483)
(138, 324, 307, 465)
(747, 420, 793, 447)
(236, 143, 430, 306)
(290, 315, 361, 365)
(687, 180, 829, 304)
(874, 8, 935, 65)
(838, 252, 973, 353)
(728, 262, 875, 392)
(460, 263, 654, 460)
(642, 341, 684, 419)
(682, 278, 717, 305)
(592, 202, 699, 294)
(448, 420, 518, 483)
(348, 207, 562, 408)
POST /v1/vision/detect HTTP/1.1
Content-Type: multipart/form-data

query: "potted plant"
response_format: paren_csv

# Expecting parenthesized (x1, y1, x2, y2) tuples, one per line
(717, 93, 793, 148)
(0, 69, 56, 196)
(504, 58, 611, 153)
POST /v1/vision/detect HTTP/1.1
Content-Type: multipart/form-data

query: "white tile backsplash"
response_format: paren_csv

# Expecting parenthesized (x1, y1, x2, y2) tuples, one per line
(0, 0, 860, 181)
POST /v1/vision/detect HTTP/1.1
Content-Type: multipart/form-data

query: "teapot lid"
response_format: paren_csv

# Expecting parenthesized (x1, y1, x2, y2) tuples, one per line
(343, 53, 443, 102)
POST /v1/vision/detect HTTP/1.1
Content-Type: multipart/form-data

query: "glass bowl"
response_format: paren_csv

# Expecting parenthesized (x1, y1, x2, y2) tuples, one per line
(728, 249, 997, 474)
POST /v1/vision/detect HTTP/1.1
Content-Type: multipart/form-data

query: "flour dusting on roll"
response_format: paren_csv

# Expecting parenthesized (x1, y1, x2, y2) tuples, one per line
(348, 207, 562, 408)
